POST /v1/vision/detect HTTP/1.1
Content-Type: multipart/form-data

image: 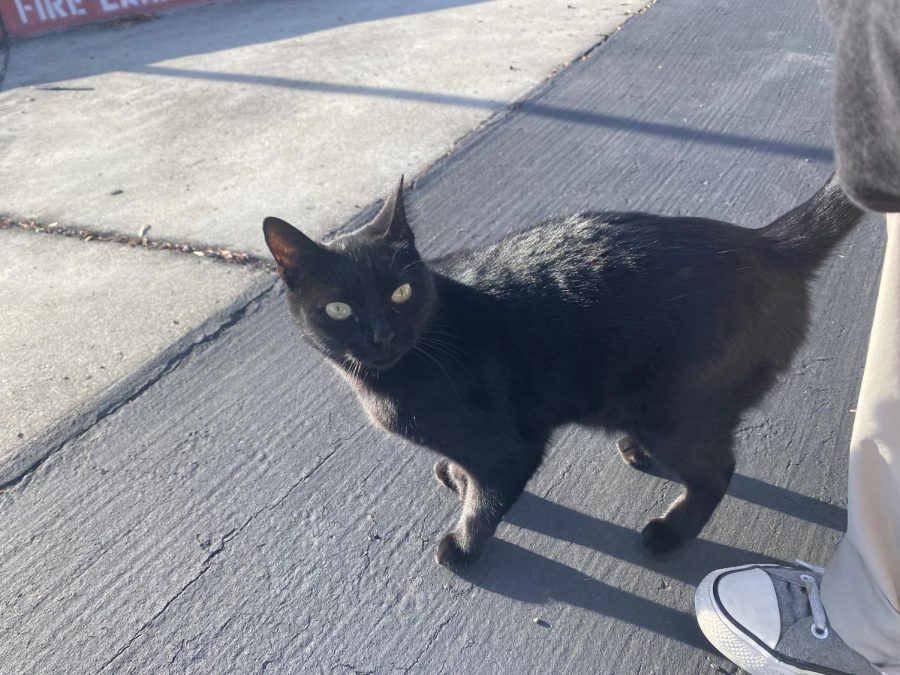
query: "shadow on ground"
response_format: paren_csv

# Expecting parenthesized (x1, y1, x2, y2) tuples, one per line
(469, 536, 717, 651)
(1, 0, 489, 90)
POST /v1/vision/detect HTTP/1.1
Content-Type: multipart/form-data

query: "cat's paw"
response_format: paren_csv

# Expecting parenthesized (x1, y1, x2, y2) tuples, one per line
(640, 518, 686, 559)
(616, 436, 652, 471)
(435, 533, 479, 572)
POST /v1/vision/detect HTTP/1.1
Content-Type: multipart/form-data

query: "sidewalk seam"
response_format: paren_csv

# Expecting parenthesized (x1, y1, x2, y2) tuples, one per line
(0, 275, 277, 492)
(0, 216, 273, 268)
(0, 0, 660, 252)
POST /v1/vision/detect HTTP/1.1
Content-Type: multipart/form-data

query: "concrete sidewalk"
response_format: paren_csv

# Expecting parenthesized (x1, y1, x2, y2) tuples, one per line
(0, 0, 646, 252)
(0, 0, 647, 476)
(0, 0, 881, 672)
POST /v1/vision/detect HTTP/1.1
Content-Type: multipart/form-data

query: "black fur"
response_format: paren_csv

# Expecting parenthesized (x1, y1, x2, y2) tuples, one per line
(263, 175, 862, 570)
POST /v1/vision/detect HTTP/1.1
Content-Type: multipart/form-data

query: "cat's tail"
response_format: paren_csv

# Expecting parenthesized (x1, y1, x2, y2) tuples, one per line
(759, 173, 865, 270)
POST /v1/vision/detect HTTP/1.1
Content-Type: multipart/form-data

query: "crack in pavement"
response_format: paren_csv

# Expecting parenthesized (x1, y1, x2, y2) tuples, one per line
(394, 616, 453, 673)
(542, 454, 578, 500)
(95, 535, 230, 673)
(335, 663, 376, 675)
(96, 425, 364, 672)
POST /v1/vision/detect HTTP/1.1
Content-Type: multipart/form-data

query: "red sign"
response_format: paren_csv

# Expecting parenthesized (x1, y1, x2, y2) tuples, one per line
(0, 0, 216, 38)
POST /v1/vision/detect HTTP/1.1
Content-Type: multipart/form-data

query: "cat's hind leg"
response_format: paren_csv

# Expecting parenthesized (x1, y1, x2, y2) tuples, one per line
(616, 435, 653, 470)
(433, 459, 467, 500)
(640, 430, 735, 558)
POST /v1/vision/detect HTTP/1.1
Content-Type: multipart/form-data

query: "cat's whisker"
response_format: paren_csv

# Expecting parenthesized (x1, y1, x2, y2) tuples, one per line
(419, 334, 470, 359)
(325, 363, 341, 393)
(295, 360, 327, 412)
(415, 336, 477, 382)
(419, 327, 470, 354)
(340, 355, 365, 388)
(412, 343, 459, 395)
(413, 346, 448, 387)
(297, 376, 315, 412)
(424, 348, 459, 392)
(419, 337, 475, 370)
(401, 258, 426, 272)
(423, 327, 470, 350)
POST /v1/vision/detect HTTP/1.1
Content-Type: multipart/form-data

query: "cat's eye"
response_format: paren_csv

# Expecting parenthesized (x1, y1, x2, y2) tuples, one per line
(391, 283, 413, 304)
(325, 302, 353, 321)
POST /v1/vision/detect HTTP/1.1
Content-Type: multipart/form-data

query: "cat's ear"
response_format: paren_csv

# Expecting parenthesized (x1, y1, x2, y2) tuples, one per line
(366, 176, 414, 246)
(262, 216, 321, 289)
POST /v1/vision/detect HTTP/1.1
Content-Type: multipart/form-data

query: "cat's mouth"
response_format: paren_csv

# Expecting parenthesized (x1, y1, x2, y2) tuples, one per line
(366, 353, 403, 369)
(352, 347, 409, 371)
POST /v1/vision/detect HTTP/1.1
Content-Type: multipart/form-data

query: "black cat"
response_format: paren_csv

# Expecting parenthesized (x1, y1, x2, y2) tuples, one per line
(263, 175, 862, 571)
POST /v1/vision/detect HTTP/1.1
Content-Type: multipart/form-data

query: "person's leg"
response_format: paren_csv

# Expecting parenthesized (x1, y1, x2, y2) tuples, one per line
(694, 215, 900, 674)
(821, 212, 900, 670)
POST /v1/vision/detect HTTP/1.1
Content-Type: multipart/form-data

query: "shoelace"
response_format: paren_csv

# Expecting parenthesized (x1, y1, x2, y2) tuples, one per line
(796, 559, 830, 639)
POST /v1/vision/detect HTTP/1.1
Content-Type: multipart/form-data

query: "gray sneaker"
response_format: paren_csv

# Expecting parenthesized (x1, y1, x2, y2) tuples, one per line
(695, 562, 879, 675)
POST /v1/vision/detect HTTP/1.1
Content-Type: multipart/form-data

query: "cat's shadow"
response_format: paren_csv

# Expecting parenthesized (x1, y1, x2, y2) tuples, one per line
(503, 490, 784, 587)
(620, 456, 847, 531)
(455, 465, 846, 648)
(461, 536, 716, 651)
(452, 490, 788, 651)
(437, 455, 847, 651)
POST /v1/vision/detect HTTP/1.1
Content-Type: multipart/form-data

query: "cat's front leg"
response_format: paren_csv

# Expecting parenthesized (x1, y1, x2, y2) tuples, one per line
(434, 471, 503, 572)
(434, 464, 534, 572)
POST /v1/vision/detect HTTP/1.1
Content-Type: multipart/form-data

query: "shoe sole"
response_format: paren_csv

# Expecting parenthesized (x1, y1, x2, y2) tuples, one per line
(695, 565, 822, 675)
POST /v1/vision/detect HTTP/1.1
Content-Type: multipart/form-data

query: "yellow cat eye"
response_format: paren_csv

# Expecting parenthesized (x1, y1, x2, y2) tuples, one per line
(391, 283, 413, 304)
(325, 302, 353, 320)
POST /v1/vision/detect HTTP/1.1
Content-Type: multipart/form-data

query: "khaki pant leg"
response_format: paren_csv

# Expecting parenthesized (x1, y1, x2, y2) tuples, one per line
(821, 213, 900, 670)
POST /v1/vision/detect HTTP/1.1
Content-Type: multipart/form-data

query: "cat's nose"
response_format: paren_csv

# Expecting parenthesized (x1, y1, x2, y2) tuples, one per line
(372, 327, 395, 346)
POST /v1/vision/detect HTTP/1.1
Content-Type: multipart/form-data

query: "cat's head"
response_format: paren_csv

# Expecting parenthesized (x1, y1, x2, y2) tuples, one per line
(263, 178, 435, 371)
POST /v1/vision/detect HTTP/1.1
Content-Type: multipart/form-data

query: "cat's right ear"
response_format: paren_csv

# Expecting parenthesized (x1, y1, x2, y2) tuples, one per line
(365, 176, 415, 246)
(263, 216, 320, 290)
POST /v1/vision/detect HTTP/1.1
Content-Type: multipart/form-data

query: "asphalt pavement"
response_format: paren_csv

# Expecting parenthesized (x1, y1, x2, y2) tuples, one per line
(0, 0, 884, 673)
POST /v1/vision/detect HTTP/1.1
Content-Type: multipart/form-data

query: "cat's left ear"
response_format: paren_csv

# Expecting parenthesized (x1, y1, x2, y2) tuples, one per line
(262, 216, 323, 290)
(366, 176, 414, 246)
